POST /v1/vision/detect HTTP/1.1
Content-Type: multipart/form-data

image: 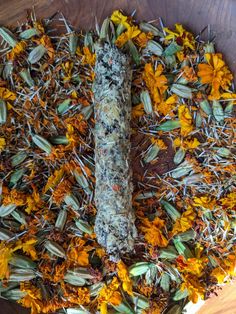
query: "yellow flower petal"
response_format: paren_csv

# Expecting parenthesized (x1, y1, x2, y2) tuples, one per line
(110, 10, 130, 29)
(178, 105, 193, 137)
(115, 26, 141, 48)
(171, 207, 196, 236)
(117, 261, 133, 296)
(0, 137, 6, 152)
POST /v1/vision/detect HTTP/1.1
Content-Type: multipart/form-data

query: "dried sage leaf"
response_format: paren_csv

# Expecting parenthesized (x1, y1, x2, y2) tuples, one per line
(28, 45, 46, 64)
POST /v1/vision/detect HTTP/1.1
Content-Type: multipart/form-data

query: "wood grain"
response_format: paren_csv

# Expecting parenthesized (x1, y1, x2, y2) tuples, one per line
(0, 1, 235, 314)
(197, 282, 236, 314)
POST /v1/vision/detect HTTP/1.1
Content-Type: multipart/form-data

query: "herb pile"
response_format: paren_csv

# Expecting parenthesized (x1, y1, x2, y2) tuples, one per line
(0, 10, 235, 314)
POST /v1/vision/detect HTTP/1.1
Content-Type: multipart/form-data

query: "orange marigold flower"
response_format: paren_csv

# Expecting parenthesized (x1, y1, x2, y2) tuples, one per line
(0, 137, 6, 152)
(0, 87, 16, 101)
(39, 35, 55, 60)
(39, 262, 55, 281)
(132, 103, 145, 118)
(54, 262, 68, 282)
(43, 167, 64, 193)
(142, 301, 162, 314)
(15, 238, 38, 261)
(0, 242, 14, 279)
(137, 282, 154, 297)
(143, 63, 168, 105)
(62, 283, 90, 305)
(2, 187, 26, 206)
(33, 21, 45, 34)
(193, 195, 216, 210)
(117, 260, 133, 296)
(115, 26, 141, 48)
(82, 46, 96, 66)
(178, 104, 193, 137)
(25, 186, 44, 214)
(7, 41, 27, 60)
(65, 114, 88, 136)
(164, 24, 195, 50)
(67, 238, 90, 266)
(211, 252, 236, 283)
(176, 255, 208, 277)
(197, 53, 233, 100)
(220, 192, 236, 210)
(41, 297, 72, 313)
(96, 247, 106, 258)
(182, 66, 197, 82)
(61, 61, 74, 82)
(134, 31, 153, 48)
(52, 179, 72, 205)
(64, 161, 92, 180)
(139, 217, 168, 247)
(47, 146, 67, 161)
(180, 274, 205, 303)
(18, 282, 42, 314)
(171, 206, 196, 236)
(97, 277, 122, 314)
(173, 137, 200, 150)
(157, 94, 178, 116)
(220, 92, 236, 104)
(150, 138, 167, 150)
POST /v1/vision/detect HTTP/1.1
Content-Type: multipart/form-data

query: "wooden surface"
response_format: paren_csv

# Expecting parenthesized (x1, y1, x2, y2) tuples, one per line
(0, 1, 236, 314)
(197, 283, 236, 314)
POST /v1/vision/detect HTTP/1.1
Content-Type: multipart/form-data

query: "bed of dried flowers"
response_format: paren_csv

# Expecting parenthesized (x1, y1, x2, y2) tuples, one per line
(0, 9, 235, 314)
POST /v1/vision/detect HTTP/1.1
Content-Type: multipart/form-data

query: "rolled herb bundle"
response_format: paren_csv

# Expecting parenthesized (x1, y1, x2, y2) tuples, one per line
(94, 43, 137, 260)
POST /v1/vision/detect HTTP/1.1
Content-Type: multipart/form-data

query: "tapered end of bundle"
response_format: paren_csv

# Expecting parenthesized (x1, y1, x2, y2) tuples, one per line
(95, 213, 137, 262)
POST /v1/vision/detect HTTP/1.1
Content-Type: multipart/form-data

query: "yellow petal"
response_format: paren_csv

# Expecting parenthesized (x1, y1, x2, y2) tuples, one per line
(100, 303, 108, 314)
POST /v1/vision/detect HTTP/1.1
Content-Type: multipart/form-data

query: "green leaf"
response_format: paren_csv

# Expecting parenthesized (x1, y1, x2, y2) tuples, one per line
(163, 42, 182, 56)
(9, 255, 36, 269)
(157, 120, 181, 131)
(173, 148, 186, 165)
(69, 32, 78, 55)
(199, 99, 212, 115)
(159, 246, 178, 259)
(144, 145, 160, 163)
(130, 293, 149, 309)
(146, 40, 163, 56)
(9, 168, 25, 187)
(20, 28, 39, 39)
(127, 40, 140, 65)
(160, 200, 181, 220)
(129, 262, 154, 277)
(174, 229, 196, 242)
(100, 18, 110, 40)
(160, 273, 170, 291)
(57, 99, 72, 114)
(139, 22, 163, 36)
(212, 100, 224, 123)
(0, 27, 18, 47)
(173, 288, 189, 301)
(140, 90, 152, 114)
(28, 45, 47, 64)
(171, 83, 192, 99)
(173, 239, 194, 258)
